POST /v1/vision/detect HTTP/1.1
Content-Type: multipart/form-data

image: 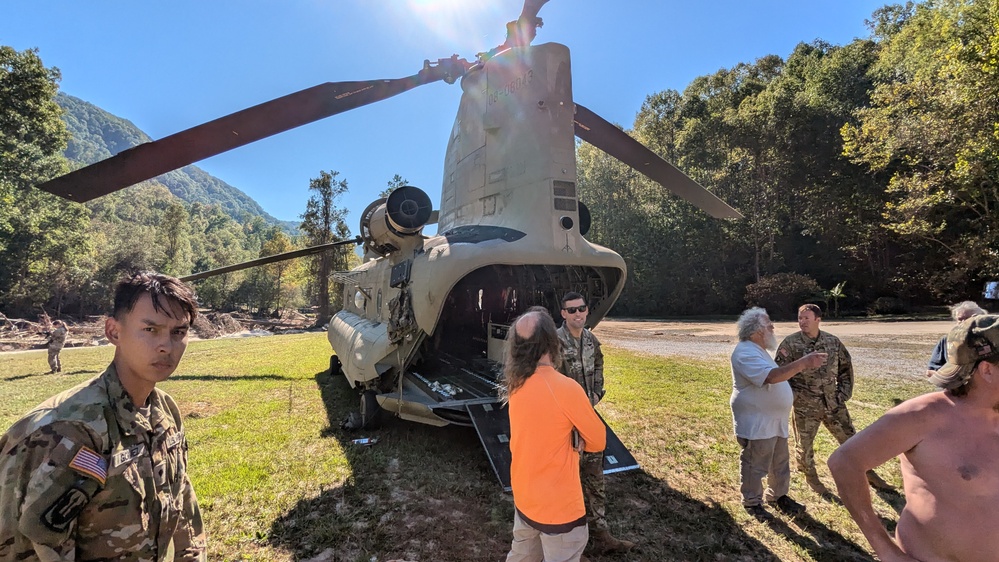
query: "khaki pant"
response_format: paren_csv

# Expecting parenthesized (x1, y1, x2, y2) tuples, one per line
(506, 510, 588, 562)
(737, 436, 790, 506)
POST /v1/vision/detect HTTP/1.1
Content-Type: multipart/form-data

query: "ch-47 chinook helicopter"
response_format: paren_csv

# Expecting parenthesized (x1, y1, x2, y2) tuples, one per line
(38, 0, 741, 488)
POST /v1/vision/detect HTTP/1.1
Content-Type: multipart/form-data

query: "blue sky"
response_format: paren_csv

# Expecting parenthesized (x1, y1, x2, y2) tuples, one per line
(3, 1, 888, 225)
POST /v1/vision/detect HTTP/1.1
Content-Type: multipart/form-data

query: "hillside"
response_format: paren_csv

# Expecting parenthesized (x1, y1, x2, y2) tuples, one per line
(56, 93, 297, 232)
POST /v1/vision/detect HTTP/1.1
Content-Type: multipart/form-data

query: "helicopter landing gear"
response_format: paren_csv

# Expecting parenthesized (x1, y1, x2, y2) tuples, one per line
(329, 355, 342, 376)
(343, 388, 382, 430)
(359, 389, 381, 429)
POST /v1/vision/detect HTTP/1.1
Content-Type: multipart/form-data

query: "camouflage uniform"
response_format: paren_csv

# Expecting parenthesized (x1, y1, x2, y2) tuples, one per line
(0, 363, 207, 562)
(775, 331, 856, 482)
(556, 324, 607, 531)
(47, 325, 67, 373)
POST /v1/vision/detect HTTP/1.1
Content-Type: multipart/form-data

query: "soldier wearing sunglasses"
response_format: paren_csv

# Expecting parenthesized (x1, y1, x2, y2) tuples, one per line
(556, 292, 634, 554)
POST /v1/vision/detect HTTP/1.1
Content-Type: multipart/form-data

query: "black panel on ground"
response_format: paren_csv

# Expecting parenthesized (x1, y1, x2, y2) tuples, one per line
(468, 403, 640, 491)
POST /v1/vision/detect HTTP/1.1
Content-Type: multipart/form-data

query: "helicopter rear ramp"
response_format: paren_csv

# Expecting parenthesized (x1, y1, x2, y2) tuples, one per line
(374, 352, 640, 490)
(467, 403, 639, 491)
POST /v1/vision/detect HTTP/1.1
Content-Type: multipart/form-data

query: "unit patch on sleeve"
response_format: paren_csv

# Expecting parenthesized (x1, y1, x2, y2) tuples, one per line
(41, 486, 90, 532)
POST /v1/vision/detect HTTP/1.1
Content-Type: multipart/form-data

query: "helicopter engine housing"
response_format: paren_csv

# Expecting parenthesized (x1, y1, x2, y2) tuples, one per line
(359, 185, 433, 257)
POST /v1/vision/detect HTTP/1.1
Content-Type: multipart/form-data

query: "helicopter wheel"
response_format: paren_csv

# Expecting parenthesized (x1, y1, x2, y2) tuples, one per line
(329, 355, 342, 376)
(359, 389, 381, 429)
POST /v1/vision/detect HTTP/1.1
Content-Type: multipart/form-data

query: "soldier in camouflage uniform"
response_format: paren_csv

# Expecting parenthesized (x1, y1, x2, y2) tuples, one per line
(0, 272, 207, 561)
(775, 304, 892, 496)
(46, 319, 68, 373)
(556, 292, 634, 554)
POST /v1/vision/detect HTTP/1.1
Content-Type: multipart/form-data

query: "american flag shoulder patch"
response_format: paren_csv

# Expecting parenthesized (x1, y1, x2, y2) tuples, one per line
(69, 446, 108, 486)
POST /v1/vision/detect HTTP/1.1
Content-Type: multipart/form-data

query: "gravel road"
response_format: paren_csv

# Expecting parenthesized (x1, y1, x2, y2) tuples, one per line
(593, 318, 954, 382)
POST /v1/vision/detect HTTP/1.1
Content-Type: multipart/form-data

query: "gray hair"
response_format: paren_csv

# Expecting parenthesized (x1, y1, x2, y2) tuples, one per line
(737, 307, 770, 341)
(951, 301, 987, 322)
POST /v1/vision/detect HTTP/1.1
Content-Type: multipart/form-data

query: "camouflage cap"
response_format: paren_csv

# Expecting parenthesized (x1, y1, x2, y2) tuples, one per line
(930, 314, 999, 390)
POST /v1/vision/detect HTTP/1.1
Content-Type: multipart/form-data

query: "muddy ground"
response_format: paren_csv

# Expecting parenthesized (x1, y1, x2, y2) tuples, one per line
(593, 318, 952, 382)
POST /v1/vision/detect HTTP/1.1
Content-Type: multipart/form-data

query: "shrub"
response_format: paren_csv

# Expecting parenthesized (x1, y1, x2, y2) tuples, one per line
(868, 296, 908, 316)
(745, 273, 822, 320)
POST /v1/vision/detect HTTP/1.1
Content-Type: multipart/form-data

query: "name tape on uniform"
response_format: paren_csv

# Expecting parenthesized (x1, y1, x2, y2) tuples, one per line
(113, 444, 147, 468)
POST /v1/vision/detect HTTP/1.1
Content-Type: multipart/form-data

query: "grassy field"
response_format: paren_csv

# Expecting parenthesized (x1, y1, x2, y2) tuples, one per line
(0, 333, 930, 561)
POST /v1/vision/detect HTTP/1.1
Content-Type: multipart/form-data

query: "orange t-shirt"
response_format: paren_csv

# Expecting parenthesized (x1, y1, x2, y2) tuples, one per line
(508, 365, 607, 527)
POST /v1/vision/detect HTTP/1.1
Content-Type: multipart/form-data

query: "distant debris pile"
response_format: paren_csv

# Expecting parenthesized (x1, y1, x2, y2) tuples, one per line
(222, 309, 315, 334)
(0, 314, 104, 352)
(192, 312, 245, 339)
(0, 308, 318, 352)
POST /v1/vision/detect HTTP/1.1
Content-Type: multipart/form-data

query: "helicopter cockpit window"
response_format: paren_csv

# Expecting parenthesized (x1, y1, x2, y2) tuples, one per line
(354, 290, 366, 310)
(377, 289, 383, 313)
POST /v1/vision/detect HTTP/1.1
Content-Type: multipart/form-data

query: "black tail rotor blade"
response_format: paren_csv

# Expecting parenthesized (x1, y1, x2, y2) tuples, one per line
(180, 236, 362, 282)
(39, 70, 454, 203)
(573, 104, 742, 219)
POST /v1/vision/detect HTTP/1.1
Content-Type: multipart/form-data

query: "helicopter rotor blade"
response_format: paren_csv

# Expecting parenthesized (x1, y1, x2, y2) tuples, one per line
(38, 59, 469, 203)
(180, 236, 362, 282)
(573, 104, 742, 219)
(519, 0, 550, 21)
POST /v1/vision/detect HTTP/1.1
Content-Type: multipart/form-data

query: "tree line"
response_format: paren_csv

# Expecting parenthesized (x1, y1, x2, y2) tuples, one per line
(579, 0, 998, 317)
(3, 0, 997, 320)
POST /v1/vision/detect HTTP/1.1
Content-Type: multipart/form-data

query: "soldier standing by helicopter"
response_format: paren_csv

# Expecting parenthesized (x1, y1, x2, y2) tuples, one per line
(557, 292, 635, 554)
(775, 304, 892, 496)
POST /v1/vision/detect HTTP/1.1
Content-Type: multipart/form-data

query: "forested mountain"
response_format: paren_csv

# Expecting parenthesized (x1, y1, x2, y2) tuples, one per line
(1, 46, 355, 317)
(56, 93, 297, 231)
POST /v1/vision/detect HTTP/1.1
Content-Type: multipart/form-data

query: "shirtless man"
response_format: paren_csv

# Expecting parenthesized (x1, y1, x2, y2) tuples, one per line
(828, 314, 999, 562)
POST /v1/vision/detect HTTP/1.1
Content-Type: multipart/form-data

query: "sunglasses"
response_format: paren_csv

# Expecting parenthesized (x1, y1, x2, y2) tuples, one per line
(563, 305, 588, 314)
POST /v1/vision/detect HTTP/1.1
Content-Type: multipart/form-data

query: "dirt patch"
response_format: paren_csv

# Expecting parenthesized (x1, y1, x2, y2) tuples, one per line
(593, 318, 953, 381)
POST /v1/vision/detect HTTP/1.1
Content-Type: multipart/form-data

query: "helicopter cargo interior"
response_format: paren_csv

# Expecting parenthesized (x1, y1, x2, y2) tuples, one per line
(379, 263, 638, 489)
(399, 263, 619, 423)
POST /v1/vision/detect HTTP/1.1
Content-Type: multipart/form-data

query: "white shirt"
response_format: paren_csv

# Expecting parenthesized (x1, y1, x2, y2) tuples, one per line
(729, 340, 794, 439)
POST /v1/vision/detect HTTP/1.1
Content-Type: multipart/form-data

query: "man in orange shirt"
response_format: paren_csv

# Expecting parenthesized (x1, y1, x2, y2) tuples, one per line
(504, 309, 606, 562)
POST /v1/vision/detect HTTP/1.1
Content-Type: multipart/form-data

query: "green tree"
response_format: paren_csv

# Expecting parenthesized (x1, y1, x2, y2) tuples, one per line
(0, 46, 90, 314)
(300, 170, 352, 325)
(261, 227, 296, 312)
(843, 0, 999, 299)
(235, 227, 297, 314)
(379, 174, 409, 198)
(160, 201, 192, 275)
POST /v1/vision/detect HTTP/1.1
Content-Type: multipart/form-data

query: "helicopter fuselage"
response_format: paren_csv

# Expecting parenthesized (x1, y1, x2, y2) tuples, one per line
(327, 42, 627, 426)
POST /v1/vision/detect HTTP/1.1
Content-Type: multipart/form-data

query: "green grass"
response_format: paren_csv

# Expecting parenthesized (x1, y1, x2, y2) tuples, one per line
(0, 335, 931, 561)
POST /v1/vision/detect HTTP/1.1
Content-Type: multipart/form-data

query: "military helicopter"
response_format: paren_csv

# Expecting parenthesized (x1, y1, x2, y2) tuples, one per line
(38, 0, 741, 488)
